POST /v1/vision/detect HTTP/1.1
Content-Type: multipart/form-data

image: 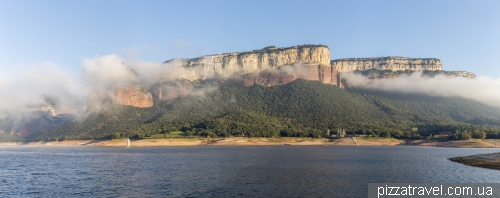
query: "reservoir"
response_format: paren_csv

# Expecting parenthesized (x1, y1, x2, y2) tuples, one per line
(1, 146, 499, 197)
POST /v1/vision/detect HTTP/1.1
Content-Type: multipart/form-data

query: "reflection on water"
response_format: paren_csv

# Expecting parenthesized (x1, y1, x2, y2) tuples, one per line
(0, 146, 499, 197)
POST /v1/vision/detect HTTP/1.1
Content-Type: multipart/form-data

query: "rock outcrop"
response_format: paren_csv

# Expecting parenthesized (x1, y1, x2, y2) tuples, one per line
(241, 64, 341, 87)
(331, 56, 443, 72)
(90, 45, 470, 109)
(87, 85, 154, 111)
(354, 69, 477, 80)
(167, 45, 332, 81)
(152, 81, 193, 100)
(113, 85, 153, 108)
(424, 70, 476, 78)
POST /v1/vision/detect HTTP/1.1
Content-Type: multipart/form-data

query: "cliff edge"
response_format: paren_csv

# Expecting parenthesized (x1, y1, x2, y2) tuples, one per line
(331, 56, 443, 72)
(166, 45, 331, 80)
(94, 45, 473, 109)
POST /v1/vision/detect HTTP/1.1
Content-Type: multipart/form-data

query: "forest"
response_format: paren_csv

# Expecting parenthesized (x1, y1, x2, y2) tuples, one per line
(33, 79, 500, 141)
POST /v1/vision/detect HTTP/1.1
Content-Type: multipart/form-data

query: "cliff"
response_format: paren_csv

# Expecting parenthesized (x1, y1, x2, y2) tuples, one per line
(92, 45, 468, 109)
(354, 69, 476, 80)
(152, 81, 193, 100)
(87, 85, 153, 111)
(241, 64, 340, 87)
(113, 85, 153, 108)
(167, 45, 332, 81)
(331, 56, 443, 72)
(424, 70, 476, 78)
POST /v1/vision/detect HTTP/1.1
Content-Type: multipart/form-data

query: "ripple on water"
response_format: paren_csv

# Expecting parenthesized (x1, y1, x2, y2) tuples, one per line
(0, 146, 499, 197)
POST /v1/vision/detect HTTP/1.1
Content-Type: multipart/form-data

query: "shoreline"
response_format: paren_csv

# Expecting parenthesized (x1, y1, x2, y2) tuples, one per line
(1, 137, 500, 148)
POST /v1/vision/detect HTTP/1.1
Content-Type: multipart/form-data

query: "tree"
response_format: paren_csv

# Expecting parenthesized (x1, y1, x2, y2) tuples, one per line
(461, 132, 471, 140)
(112, 132, 121, 139)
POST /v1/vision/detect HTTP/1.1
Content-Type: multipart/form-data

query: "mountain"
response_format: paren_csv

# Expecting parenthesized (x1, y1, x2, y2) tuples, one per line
(0, 103, 74, 141)
(2, 44, 493, 141)
(101, 45, 471, 109)
(35, 79, 500, 141)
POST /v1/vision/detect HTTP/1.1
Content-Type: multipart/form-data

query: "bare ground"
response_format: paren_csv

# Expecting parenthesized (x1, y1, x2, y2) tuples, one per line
(450, 152, 500, 170)
(2, 138, 499, 148)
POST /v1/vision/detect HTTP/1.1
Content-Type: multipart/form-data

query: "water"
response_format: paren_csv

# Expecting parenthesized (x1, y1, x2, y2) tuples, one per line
(0, 146, 499, 197)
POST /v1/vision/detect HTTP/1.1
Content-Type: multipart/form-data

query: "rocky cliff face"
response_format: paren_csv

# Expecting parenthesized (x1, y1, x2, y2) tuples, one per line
(240, 64, 340, 87)
(354, 69, 477, 80)
(167, 45, 332, 80)
(331, 57, 443, 72)
(113, 85, 153, 108)
(152, 81, 193, 101)
(424, 70, 476, 78)
(87, 85, 153, 111)
(93, 45, 466, 109)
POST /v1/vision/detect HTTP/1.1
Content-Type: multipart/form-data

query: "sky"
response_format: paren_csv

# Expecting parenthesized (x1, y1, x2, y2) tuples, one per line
(1, 0, 499, 78)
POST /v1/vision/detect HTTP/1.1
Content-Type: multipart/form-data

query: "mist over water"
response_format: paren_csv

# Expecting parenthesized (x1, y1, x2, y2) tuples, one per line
(341, 72, 500, 108)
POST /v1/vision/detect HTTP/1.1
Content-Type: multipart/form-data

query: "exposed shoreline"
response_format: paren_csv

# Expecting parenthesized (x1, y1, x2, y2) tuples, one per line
(449, 153, 500, 170)
(2, 137, 500, 148)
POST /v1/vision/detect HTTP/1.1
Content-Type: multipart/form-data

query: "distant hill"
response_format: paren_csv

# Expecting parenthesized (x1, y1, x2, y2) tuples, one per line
(35, 79, 500, 141)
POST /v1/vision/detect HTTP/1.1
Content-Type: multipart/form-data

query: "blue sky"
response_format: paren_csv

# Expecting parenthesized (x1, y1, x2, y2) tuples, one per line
(1, 0, 499, 77)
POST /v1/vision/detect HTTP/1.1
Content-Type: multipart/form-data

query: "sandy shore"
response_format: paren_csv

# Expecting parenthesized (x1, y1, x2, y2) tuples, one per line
(405, 139, 500, 148)
(449, 152, 500, 170)
(1, 137, 499, 148)
(0, 140, 106, 147)
(0, 137, 402, 147)
(100, 137, 405, 147)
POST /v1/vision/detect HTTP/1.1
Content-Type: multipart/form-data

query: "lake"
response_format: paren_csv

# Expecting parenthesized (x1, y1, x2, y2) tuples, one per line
(0, 146, 499, 197)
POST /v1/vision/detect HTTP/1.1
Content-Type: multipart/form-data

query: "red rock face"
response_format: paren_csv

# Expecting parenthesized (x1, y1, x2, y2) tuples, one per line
(113, 85, 153, 108)
(242, 64, 342, 88)
(88, 65, 343, 110)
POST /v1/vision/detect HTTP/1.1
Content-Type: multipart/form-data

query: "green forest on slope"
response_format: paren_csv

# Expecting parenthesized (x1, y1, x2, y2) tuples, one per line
(35, 79, 500, 141)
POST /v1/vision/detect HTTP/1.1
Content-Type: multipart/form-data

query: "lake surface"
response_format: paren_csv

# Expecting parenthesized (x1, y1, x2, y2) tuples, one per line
(1, 146, 499, 197)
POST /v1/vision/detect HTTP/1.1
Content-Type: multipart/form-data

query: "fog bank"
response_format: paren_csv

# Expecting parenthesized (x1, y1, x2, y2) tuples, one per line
(341, 72, 500, 108)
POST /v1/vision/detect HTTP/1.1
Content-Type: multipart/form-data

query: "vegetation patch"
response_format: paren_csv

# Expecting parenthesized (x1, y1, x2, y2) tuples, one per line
(34, 79, 500, 141)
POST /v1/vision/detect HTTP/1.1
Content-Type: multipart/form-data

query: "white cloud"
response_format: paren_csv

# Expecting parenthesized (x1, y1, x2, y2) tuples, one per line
(342, 72, 500, 108)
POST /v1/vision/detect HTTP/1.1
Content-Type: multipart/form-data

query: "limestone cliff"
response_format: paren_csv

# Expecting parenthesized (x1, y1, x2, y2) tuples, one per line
(331, 56, 443, 72)
(424, 70, 476, 78)
(94, 45, 470, 108)
(167, 45, 332, 81)
(354, 69, 476, 80)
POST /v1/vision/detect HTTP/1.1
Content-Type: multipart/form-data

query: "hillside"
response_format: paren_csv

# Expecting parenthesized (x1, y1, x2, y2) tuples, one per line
(35, 79, 500, 141)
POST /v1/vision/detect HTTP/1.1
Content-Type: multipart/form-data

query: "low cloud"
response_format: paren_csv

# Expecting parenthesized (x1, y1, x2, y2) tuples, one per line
(0, 63, 86, 113)
(341, 72, 500, 108)
(0, 54, 200, 115)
